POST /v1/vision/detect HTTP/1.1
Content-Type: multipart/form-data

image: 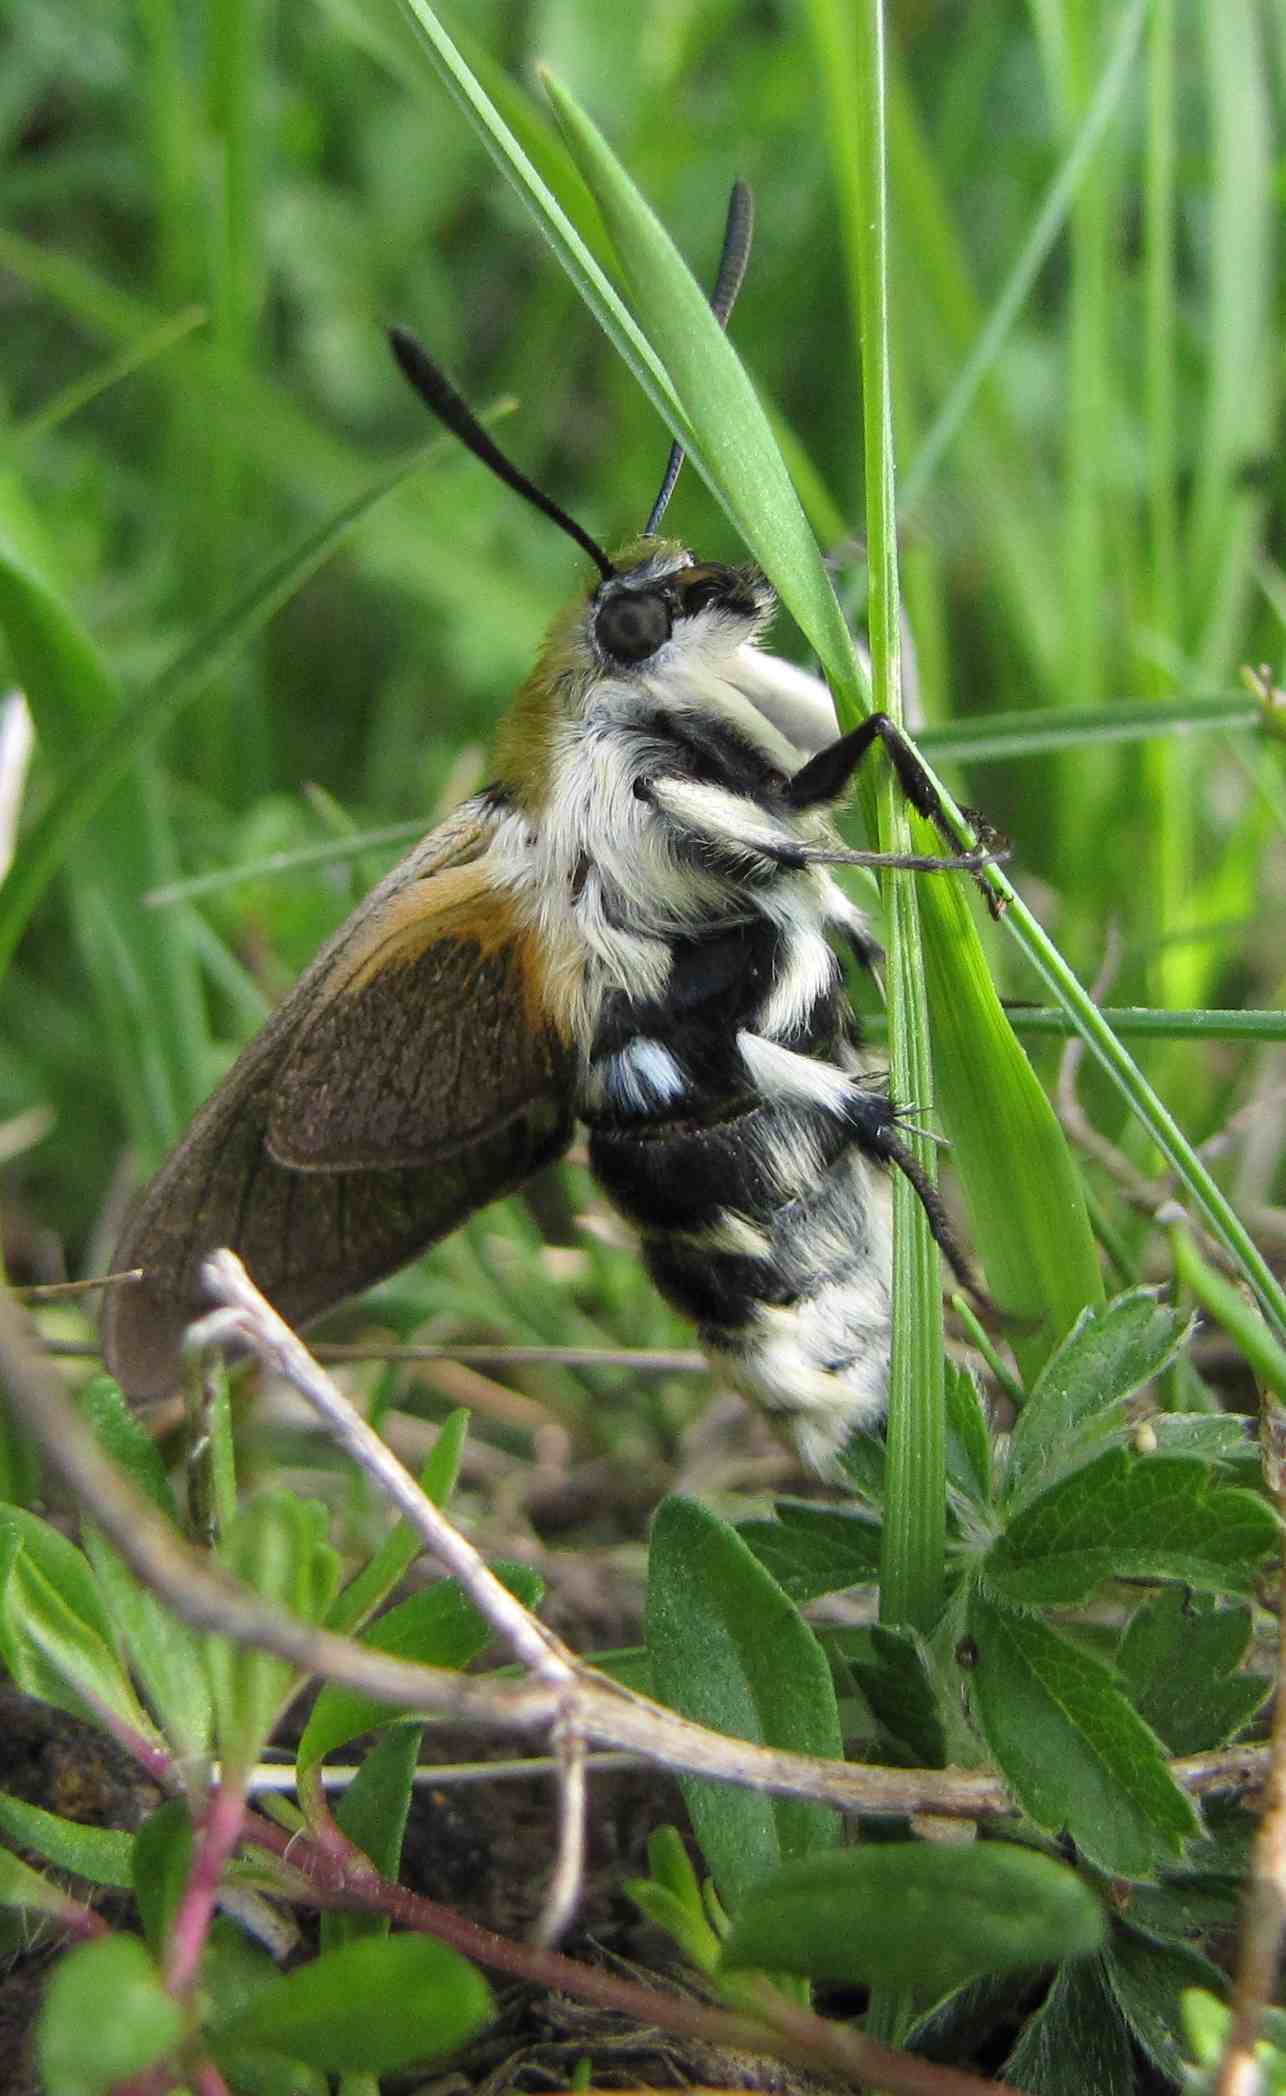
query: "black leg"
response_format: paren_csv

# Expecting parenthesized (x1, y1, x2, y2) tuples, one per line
(784, 713, 942, 816)
(784, 713, 1008, 912)
(841, 1088, 980, 1296)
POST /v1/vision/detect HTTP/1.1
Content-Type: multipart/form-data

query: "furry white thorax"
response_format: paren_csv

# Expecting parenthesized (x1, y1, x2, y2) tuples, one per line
(489, 569, 851, 1049)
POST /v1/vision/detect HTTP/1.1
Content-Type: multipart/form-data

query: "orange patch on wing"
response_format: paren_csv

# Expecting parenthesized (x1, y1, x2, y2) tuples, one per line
(333, 865, 569, 1040)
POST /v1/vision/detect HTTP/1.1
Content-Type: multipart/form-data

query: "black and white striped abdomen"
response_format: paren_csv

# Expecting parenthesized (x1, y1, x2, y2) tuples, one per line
(581, 910, 899, 1472)
(589, 1092, 895, 1472)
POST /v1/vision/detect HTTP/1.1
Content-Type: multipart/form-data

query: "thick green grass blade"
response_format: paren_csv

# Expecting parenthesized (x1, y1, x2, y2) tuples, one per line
(542, 72, 869, 721)
(809, 0, 943, 1630)
(802, 2, 1103, 1404)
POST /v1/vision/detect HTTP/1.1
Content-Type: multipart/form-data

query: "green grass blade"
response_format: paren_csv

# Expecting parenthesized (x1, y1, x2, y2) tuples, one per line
(536, 73, 869, 717)
(914, 691, 1263, 765)
(900, 0, 1148, 512)
(0, 480, 206, 1156)
(803, 1, 1104, 1415)
(395, 1, 688, 436)
(809, 0, 943, 1630)
(0, 445, 437, 984)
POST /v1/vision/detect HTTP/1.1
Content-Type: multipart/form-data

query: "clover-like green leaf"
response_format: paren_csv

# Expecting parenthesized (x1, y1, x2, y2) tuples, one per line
(966, 1585, 1195, 1877)
(1003, 1957, 1135, 2095)
(738, 1500, 883, 1603)
(847, 1623, 949, 1768)
(1116, 1589, 1270, 1755)
(986, 1447, 1277, 1604)
(1005, 1291, 1193, 1505)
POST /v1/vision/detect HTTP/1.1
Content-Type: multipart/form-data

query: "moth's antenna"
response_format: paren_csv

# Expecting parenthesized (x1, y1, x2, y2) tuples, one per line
(643, 178, 755, 538)
(389, 326, 616, 581)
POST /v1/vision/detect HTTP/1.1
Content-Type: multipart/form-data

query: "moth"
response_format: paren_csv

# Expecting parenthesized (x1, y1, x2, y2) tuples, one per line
(104, 187, 996, 1471)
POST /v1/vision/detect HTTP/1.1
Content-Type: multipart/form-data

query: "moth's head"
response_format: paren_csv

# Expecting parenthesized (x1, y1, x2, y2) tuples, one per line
(585, 541, 774, 680)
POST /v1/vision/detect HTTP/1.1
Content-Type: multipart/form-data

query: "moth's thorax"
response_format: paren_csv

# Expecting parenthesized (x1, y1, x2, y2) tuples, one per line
(493, 539, 779, 806)
(487, 539, 847, 1045)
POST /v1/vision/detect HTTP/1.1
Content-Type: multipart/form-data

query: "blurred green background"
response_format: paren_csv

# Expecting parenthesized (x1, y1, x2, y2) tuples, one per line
(1, 1, 1281, 1448)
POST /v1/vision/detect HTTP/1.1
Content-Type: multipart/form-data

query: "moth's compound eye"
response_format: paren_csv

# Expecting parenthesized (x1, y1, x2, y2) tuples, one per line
(596, 590, 671, 664)
(675, 570, 725, 616)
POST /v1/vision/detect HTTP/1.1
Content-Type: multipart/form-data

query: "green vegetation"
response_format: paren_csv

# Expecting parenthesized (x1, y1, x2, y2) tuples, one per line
(1, 4, 1283, 2091)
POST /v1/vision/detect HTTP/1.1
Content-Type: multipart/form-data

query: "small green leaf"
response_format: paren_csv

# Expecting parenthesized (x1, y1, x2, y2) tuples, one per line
(213, 1933, 493, 2072)
(0, 1530, 159, 1744)
(79, 1378, 181, 1522)
(328, 1411, 471, 1636)
(322, 1725, 423, 1948)
(836, 1429, 887, 1506)
(0, 1505, 121, 1655)
(624, 1877, 721, 1974)
(944, 1359, 994, 1507)
(848, 1624, 949, 1767)
(1149, 1413, 1258, 1467)
(625, 1826, 721, 1971)
(299, 1561, 542, 1772)
(1181, 1985, 1229, 2068)
(207, 1495, 341, 1774)
(966, 1585, 1196, 1877)
(1003, 1957, 1135, 2096)
(132, 1800, 195, 1955)
(738, 1500, 883, 1602)
(1005, 1292, 1192, 1504)
(646, 1496, 841, 1912)
(1116, 1589, 1270, 1754)
(78, 1383, 212, 1762)
(81, 1517, 214, 1763)
(199, 1918, 296, 2039)
(0, 1844, 85, 1920)
(37, 1935, 183, 2096)
(721, 1842, 1105, 1993)
(0, 1791, 133, 1889)
(986, 1448, 1277, 1604)
(647, 1825, 703, 1910)
(1103, 1925, 1225, 2082)
(209, 2049, 331, 2096)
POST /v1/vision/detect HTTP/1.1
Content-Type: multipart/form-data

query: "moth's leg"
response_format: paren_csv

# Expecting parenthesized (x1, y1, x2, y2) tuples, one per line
(785, 712, 941, 816)
(735, 1030, 977, 1291)
(638, 773, 1001, 882)
(635, 774, 803, 870)
(784, 713, 1009, 907)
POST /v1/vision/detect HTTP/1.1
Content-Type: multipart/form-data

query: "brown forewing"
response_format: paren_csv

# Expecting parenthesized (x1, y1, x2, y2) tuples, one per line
(103, 799, 575, 1401)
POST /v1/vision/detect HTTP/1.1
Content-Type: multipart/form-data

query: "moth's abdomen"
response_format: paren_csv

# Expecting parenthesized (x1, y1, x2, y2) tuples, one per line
(581, 906, 897, 1472)
(588, 1093, 894, 1473)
